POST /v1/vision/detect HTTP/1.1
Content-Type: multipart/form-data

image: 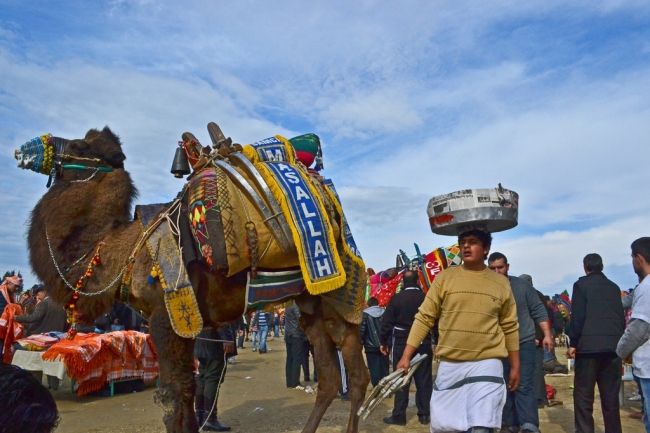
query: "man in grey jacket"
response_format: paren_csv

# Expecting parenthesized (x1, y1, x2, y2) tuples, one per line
(617, 237, 650, 433)
(359, 297, 389, 386)
(15, 286, 66, 336)
(489, 253, 553, 433)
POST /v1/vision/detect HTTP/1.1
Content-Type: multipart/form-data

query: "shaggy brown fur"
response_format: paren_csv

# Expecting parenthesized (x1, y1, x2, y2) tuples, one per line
(24, 127, 369, 433)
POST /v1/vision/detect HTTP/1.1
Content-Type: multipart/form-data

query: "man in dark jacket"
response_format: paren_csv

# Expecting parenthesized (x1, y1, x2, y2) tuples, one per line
(379, 270, 433, 426)
(360, 297, 389, 386)
(195, 325, 235, 431)
(15, 286, 66, 336)
(567, 253, 624, 433)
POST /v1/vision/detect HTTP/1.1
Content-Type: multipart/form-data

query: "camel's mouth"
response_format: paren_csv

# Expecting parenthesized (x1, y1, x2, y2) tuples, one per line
(15, 134, 67, 175)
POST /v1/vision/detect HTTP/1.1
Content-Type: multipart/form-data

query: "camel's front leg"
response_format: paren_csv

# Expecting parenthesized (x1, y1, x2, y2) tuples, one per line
(150, 306, 198, 433)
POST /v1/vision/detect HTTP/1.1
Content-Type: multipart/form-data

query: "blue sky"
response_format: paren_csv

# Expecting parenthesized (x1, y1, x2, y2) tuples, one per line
(1, 1, 648, 295)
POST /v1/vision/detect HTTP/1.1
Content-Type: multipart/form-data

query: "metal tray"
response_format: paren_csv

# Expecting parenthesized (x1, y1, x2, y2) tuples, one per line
(427, 186, 519, 235)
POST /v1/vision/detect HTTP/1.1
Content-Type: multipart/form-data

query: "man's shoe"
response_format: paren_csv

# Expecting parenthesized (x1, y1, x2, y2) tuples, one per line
(418, 415, 430, 424)
(383, 416, 406, 425)
(203, 419, 231, 431)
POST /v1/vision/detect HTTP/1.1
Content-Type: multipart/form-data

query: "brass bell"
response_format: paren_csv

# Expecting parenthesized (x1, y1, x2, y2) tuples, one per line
(170, 146, 191, 178)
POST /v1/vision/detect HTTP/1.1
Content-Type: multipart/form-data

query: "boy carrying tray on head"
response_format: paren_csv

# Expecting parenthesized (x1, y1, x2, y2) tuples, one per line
(396, 228, 520, 433)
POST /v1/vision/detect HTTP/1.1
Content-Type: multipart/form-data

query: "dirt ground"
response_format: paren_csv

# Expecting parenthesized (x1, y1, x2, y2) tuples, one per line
(51, 337, 645, 433)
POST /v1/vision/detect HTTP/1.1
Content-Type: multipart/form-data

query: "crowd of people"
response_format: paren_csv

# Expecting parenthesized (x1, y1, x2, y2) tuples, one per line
(369, 233, 650, 433)
(2, 234, 650, 433)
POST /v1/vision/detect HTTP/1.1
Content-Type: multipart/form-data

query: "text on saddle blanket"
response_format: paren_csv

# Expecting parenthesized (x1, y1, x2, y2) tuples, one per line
(244, 136, 351, 295)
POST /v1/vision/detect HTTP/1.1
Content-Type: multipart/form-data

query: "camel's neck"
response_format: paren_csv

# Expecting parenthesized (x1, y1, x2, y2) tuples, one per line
(28, 170, 137, 285)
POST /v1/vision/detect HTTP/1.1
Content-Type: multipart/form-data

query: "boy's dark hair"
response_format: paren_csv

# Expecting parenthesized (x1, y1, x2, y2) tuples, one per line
(367, 297, 379, 307)
(632, 237, 650, 263)
(0, 364, 59, 433)
(488, 252, 508, 264)
(458, 229, 492, 250)
(583, 253, 604, 273)
(402, 270, 420, 288)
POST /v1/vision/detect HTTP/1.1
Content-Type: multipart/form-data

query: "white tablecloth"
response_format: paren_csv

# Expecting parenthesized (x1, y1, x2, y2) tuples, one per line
(11, 350, 66, 380)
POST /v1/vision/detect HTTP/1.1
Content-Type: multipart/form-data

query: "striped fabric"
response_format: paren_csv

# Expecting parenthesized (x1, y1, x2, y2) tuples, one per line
(43, 330, 158, 396)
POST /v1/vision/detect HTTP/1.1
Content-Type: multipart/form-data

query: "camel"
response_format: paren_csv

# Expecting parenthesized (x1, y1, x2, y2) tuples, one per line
(15, 127, 370, 433)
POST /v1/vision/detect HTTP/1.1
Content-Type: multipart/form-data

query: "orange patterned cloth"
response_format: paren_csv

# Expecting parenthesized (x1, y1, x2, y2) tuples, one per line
(0, 303, 25, 363)
(42, 330, 158, 396)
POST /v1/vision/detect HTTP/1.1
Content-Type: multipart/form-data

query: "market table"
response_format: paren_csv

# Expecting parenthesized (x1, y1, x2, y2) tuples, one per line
(11, 349, 67, 380)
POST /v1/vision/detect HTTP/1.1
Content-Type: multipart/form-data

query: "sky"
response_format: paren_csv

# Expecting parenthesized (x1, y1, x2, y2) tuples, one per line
(1, 1, 648, 296)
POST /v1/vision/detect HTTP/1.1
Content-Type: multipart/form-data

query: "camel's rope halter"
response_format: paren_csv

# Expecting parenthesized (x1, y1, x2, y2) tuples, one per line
(14, 134, 114, 187)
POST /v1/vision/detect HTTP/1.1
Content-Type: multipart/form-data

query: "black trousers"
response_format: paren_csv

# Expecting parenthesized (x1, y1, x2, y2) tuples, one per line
(573, 353, 622, 433)
(535, 345, 547, 405)
(285, 336, 307, 387)
(365, 350, 389, 387)
(391, 339, 433, 419)
(197, 355, 227, 403)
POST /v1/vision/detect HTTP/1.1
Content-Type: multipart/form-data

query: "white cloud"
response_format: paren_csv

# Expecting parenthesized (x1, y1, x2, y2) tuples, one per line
(493, 216, 646, 293)
(1, 1, 649, 295)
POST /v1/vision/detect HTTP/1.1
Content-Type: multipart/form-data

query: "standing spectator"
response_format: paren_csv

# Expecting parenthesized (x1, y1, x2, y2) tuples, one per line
(303, 343, 317, 382)
(360, 297, 389, 386)
(284, 302, 308, 388)
(252, 310, 271, 353)
(0, 274, 22, 359)
(621, 289, 644, 420)
(380, 270, 433, 426)
(617, 237, 650, 432)
(549, 299, 567, 340)
(18, 284, 39, 315)
(15, 286, 66, 336)
(567, 253, 624, 433)
(273, 310, 281, 338)
(249, 311, 258, 351)
(396, 229, 520, 433)
(0, 274, 21, 315)
(267, 311, 275, 340)
(195, 325, 234, 431)
(488, 255, 553, 433)
(236, 315, 246, 349)
(337, 349, 350, 400)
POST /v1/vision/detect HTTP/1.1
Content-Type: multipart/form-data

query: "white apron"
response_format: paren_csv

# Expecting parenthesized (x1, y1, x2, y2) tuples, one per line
(430, 358, 507, 432)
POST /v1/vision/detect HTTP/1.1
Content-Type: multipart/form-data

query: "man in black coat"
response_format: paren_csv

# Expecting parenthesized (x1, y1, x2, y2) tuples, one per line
(284, 302, 309, 388)
(567, 253, 624, 433)
(379, 270, 433, 426)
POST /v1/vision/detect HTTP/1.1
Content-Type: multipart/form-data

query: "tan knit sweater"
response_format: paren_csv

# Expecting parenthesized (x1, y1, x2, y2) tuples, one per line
(407, 266, 519, 361)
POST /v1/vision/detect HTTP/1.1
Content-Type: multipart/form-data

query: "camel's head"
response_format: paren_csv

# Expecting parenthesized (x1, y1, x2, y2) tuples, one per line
(15, 127, 126, 183)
